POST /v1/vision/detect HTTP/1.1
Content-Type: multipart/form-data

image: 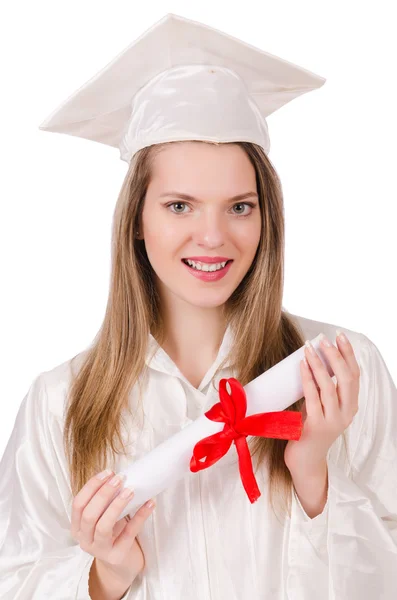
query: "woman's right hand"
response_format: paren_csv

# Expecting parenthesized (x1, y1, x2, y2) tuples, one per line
(71, 469, 156, 583)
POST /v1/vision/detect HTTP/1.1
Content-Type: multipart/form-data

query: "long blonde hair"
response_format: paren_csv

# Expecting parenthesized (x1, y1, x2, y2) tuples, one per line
(64, 140, 312, 522)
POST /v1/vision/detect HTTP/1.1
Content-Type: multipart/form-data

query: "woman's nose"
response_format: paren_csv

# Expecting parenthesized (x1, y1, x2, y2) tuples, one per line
(192, 214, 226, 246)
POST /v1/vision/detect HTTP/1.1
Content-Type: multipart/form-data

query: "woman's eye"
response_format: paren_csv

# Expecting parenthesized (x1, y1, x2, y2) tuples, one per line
(232, 203, 253, 216)
(166, 202, 254, 217)
(168, 202, 188, 214)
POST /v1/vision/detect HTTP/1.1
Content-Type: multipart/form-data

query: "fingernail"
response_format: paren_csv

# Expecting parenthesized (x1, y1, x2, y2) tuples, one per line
(96, 469, 113, 480)
(320, 333, 332, 348)
(336, 329, 348, 344)
(108, 473, 125, 487)
(120, 486, 135, 499)
(304, 340, 316, 355)
(146, 499, 155, 509)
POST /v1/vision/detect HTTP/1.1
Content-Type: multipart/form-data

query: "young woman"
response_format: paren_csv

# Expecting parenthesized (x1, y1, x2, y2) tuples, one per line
(1, 13, 396, 600)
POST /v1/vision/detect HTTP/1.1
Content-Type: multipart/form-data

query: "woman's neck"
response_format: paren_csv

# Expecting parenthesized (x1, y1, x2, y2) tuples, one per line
(162, 315, 227, 364)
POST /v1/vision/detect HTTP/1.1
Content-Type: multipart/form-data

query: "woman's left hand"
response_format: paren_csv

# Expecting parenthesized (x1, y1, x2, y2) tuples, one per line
(284, 332, 361, 473)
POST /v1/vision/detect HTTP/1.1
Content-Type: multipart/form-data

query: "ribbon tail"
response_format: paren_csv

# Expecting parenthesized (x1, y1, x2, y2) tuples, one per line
(234, 436, 261, 503)
(238, 411, 303, 441)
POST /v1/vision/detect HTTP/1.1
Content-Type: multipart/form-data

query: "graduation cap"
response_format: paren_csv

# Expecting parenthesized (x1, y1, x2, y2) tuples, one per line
(39, 13, 326, 163)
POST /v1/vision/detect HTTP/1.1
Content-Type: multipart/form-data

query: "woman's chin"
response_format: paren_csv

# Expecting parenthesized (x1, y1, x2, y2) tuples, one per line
(182, 290, 234, 308)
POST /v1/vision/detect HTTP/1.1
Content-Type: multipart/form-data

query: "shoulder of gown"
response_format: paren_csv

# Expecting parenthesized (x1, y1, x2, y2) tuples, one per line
(36, 350, 90, 420)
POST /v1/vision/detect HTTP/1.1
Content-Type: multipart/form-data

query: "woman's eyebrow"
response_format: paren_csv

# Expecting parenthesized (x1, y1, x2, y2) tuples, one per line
(159, 191, 258, 203)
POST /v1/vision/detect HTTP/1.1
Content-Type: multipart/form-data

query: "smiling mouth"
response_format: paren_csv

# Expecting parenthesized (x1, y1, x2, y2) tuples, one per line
(181, 259, 233, 270)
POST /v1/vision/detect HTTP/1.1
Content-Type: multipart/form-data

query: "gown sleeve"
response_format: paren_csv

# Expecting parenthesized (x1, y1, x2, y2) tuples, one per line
(287, 333, 397, 599)
(0, 372, 137, 599)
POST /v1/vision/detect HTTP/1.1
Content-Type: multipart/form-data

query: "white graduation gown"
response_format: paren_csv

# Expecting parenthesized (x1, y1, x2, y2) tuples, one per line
(0, 313, 396, 599)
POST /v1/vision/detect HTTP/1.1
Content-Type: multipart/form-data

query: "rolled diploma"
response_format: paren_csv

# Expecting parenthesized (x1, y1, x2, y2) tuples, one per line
(117, 332, 336, 520)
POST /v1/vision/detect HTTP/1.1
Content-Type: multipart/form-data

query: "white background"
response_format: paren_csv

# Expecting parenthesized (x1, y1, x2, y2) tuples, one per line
(1, 0, 396, 457)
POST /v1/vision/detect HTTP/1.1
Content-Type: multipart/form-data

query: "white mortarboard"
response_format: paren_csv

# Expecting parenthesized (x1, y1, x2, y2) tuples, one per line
(39, 13, 326, 164)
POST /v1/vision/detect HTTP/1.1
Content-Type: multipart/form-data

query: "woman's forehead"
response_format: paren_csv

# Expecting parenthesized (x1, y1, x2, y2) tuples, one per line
(149, 143, 256, 190)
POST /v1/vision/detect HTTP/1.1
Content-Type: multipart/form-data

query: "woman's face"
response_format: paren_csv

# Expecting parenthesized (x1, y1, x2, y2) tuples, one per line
(141, 142, 262, 310)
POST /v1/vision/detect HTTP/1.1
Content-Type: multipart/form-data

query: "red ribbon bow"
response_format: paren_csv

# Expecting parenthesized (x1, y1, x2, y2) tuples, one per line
(190, 377, 303, 503)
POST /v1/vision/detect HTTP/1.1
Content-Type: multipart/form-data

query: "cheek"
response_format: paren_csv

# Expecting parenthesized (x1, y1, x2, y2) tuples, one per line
(232, 223, 261, 254)
(145, 215, 182, 241)
(143, 226, 178, 267)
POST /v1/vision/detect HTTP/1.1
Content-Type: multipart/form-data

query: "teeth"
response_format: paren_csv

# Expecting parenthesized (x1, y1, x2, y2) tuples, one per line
(185, 259, 228, 272)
